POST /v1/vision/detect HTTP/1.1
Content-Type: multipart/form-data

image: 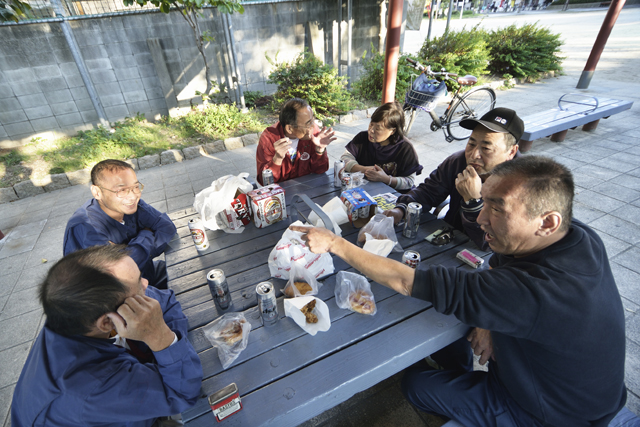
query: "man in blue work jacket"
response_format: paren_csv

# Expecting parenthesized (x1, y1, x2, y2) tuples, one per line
(11, 245, 203, 427)
(64, 159, 176, 289)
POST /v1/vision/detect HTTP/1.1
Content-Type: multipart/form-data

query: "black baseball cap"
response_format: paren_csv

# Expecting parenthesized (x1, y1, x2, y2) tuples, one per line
(460, 107, 525, 142)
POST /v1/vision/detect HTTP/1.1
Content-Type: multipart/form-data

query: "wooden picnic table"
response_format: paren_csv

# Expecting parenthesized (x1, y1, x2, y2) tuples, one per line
(165, 170, 488, 427)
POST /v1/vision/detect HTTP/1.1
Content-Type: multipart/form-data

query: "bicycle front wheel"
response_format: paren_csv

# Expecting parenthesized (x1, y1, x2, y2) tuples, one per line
(403, 104, 418, 135)
(446, 87, 496, 141)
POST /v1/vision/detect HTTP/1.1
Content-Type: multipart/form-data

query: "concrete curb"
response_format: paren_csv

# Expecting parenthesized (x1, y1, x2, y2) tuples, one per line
(1, 104, 378, 204)
(0, 79, 524, 205)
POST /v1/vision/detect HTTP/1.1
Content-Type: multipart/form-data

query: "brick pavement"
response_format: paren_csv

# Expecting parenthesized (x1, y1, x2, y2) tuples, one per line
(1, 7, 640, 427)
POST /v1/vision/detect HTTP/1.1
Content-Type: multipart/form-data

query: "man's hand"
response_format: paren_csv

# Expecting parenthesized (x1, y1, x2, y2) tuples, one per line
(364, 165, 390, 183)
(272, 137, 292, 165)
(384, 208, 404, 225)
(467, 327, 494, 365)
(455, 165, 483, 202)
(311, 127, 336, 153)
(107, 295, 175, 352)
(290, 225, 337, 254)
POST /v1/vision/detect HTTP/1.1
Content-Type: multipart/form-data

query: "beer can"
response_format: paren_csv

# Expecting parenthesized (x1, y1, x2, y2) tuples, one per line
(350, 206, 359, 220)
(262, 169, 274, 186)
(341, 173, 351, 192)
(188, 218, 209, 252)
(256, 282, 278, 326)
(358, 205, 370, 219)
(334, 160, 345, 188)
(207, 269, 231, 310)
(402, 202, 422, 239)
(403, 250, 421, 269)
(209, 383, 242, 422)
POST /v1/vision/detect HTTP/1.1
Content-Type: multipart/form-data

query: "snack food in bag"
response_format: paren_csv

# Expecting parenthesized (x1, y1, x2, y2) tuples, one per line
(203, 312, 251, 369)
(335, 271, 377, 316)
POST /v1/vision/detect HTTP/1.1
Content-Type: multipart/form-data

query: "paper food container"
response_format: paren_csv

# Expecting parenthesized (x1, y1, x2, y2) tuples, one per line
(284, 296, 331, 336)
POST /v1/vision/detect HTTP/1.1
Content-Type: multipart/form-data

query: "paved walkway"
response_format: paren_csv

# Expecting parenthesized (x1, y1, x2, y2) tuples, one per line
(1, 7, 640, 427)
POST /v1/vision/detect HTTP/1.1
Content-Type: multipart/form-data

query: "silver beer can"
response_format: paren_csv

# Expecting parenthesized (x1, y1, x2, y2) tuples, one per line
(402, 202, 422, 239)
(188, 218, 209, 252)
(262, 169, 274, 186)
(334, 160, 345, 188)
(358, 205, 370, 219)
(402, 250, 421, 269)
(207, 269, 231, 310)
(256, 282, 278, 326)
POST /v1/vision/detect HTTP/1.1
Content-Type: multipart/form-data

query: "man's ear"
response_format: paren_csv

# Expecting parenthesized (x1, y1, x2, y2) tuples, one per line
(91, 185, 101, 200)
(507, 143, 519, 160)
(95, 313, 115, 334)
(536, 211, 562, 237)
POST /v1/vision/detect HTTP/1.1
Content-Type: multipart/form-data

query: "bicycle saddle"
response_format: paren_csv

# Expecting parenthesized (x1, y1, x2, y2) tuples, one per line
(457, 75, 477, 86)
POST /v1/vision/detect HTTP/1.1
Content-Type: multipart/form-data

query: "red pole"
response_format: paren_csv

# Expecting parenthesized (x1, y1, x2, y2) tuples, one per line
(576, 0, 626, 89)
(382, 0, 404, 103)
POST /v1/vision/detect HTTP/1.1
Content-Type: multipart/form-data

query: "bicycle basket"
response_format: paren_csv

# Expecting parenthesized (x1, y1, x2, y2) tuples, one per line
(405, 74, 447, 111)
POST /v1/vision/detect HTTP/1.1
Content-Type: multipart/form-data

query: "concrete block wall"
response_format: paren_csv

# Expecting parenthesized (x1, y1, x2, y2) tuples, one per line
(0, 0, 385, 149)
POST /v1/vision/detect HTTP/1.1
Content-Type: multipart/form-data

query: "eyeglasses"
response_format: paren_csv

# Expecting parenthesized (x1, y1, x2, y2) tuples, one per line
(293, 116, 317, 130)
(99, 183, 144, 198)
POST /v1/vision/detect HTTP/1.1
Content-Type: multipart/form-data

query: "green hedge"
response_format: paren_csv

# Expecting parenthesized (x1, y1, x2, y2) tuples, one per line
(486, 22, 564, 80)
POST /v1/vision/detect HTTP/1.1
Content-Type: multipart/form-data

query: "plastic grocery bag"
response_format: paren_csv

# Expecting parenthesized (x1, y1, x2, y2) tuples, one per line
(335, 271, 377, 316)
(203, 312, 251, 369)
(282, 261, 321, 298)
(284, 296, 331, 336)
(357, 214, 403, 253)
(269, 221, 334, 280)
(193, 173, 254, 233)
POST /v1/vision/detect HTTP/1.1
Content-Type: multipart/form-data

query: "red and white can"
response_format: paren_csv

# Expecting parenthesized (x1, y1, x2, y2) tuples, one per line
(402, 250, 421, 269)
(209, 383, 242, 422)
(188, 218, 209, 252)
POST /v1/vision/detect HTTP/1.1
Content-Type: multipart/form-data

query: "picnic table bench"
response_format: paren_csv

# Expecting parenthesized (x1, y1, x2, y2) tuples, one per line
(166, 171, 490, 426)
(518, 94, 633, 152)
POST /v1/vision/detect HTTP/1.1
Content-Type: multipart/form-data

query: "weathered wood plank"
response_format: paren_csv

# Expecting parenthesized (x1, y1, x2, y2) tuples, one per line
(186, 306, 467, 426)
(182, 293, 440, 422)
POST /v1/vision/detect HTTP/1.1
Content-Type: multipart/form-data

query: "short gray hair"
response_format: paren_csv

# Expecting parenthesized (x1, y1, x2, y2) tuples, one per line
(491, 155, 574, 232)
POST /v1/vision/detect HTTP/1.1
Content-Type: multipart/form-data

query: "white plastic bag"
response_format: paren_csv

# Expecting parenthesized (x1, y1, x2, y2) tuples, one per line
(193, 173, 254, 232)
(357, 214, 403, 253)
(335, 271, 377, 316)
(284, 296, 331, 336)
(282, 261, 321, 297)
(269, 221, 334, 280)
(203, 312, 251, 369)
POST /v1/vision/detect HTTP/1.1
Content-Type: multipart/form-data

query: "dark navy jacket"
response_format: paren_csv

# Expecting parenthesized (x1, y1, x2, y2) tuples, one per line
(413, 220, 627, 426)
(396, 150, 520, 251)
(63, 199, 176, 281)
(11, 286, 203, 427)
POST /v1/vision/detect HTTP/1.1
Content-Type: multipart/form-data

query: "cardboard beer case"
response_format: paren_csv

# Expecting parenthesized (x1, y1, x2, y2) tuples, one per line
(341, 188, 377, 228)
(221, 191, 252, 230)
(248, 184, 287, 228)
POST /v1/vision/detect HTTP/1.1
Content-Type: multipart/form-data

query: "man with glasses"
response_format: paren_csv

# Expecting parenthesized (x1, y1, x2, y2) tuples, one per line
(256, 97, 337, 184)
(64, 159, 176, 289)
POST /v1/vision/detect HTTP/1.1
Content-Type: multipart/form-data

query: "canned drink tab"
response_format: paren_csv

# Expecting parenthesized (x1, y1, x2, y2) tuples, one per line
(402, 250, 421, 269)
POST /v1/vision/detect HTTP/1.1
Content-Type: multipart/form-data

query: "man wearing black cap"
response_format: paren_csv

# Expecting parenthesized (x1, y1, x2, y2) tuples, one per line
(385, 107, 525, 251)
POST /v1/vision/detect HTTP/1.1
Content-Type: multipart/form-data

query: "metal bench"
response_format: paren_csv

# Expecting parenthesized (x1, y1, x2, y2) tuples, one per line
(518, 94, 633, 152)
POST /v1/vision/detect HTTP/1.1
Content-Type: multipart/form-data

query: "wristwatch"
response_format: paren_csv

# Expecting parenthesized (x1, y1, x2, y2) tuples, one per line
(464, 198, 482, 205)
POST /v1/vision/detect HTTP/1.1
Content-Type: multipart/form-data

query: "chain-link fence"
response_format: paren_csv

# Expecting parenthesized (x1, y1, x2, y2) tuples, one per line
(9, 0, 160, 22)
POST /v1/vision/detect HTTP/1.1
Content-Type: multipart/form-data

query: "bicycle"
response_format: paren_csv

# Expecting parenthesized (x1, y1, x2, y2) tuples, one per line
(403, 58, 496, 142)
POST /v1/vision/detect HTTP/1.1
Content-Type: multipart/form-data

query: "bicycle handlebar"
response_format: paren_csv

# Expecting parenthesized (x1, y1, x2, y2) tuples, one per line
(405, 58, 457, 78)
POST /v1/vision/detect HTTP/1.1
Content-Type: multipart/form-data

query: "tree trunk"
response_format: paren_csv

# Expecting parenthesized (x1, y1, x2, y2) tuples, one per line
(179, 8, 213, 96)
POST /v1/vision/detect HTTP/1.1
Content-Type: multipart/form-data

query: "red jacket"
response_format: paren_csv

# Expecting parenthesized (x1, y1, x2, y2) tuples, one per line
(256, 122, 329, 185)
